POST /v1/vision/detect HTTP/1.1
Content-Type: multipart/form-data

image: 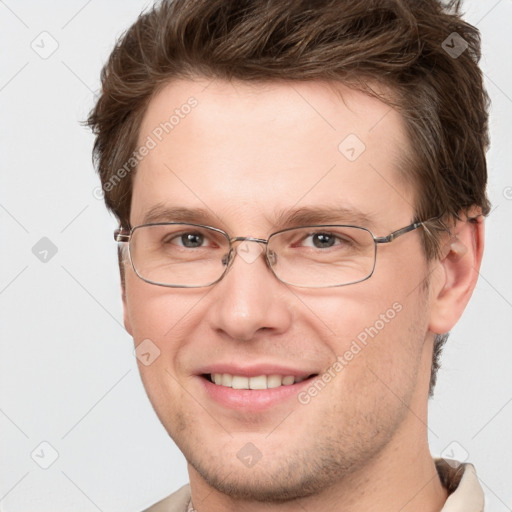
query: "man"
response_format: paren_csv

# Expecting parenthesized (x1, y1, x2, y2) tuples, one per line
(88, 0, 489, 510)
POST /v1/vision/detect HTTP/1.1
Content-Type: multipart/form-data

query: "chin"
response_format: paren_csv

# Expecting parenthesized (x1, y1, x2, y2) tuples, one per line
(185, 442, 361, 504)
(191, 463, 327, 502)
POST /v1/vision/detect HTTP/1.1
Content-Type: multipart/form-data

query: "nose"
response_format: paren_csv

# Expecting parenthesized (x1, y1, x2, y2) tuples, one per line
(207, 240, 293, 342)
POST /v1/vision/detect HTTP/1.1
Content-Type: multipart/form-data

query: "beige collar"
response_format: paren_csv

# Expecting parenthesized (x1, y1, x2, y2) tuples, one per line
(436, 460, 484, 511)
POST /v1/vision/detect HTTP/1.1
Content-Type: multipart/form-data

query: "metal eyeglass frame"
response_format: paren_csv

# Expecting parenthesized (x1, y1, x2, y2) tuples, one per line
(114, 218, 434, 288)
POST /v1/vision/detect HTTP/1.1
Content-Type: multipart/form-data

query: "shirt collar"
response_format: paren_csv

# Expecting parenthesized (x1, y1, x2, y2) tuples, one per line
(436, 460, 485, 511)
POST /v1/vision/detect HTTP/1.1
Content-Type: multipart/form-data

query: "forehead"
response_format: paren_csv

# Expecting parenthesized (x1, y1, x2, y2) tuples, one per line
(131, 78, 414, 231)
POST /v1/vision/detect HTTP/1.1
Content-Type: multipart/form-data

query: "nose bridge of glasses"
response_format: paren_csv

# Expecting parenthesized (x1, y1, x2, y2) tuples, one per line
(223, 236, 271, 267)
(229, 236, 269, 245)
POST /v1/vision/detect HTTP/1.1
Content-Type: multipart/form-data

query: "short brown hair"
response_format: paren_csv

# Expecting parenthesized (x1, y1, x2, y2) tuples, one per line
(87, 0, 490, 393)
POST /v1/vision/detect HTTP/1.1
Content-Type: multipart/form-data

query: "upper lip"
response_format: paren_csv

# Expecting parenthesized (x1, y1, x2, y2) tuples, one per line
(196, 363, 318, 379)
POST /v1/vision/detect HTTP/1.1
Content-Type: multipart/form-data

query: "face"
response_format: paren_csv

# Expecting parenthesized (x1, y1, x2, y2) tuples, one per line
(124, 79, 437, 500)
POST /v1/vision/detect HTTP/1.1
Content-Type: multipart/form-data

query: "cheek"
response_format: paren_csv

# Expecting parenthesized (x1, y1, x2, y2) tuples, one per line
(340, 291, 428, 407)
(124, 273, 202, 423)
(300, 263, 429, 388)
(123, 269, 216, 397)
(124, 268, 206, 343)
(297, 284, 403, 350)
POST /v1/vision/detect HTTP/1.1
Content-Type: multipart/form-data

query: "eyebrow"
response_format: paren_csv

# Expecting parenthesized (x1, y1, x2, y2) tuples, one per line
(140, 204, 376, 231)
(272, 206, 376, 229)
(141, 205, 218, 225)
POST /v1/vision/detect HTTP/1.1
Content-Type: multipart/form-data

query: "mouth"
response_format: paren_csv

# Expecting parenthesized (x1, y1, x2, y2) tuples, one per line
(202, 373, 318, 390)
(196, 364, 320, 411)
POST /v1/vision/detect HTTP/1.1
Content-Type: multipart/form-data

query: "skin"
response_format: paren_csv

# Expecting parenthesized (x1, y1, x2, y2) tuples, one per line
(122, 78, 484, 512)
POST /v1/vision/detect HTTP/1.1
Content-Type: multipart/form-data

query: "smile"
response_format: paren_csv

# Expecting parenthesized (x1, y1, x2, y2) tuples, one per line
(207, 373, 312, 389)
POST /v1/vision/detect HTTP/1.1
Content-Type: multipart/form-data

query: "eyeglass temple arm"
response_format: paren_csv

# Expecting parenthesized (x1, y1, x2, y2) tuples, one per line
(114, 228, 130, 242)
(374, 221, 424, 244)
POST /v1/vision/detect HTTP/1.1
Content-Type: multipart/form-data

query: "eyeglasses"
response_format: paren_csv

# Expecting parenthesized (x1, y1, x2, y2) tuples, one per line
(114, 220, 431, 289)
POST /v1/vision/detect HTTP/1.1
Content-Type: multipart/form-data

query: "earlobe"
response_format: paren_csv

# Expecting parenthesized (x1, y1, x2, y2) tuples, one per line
(428, 214, 484, 335)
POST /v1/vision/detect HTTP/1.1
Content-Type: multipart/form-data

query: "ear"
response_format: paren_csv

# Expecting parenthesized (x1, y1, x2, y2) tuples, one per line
(428, 211, 485, 334)
(118, 245, 133, 336)
(122, 284, 133, 336)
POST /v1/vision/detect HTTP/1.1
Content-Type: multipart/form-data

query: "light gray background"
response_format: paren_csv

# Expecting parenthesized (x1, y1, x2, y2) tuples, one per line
(0, 1, 511, 510)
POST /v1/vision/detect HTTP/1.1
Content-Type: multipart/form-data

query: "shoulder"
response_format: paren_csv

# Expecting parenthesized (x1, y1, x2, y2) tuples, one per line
(142, 484, 191, 512)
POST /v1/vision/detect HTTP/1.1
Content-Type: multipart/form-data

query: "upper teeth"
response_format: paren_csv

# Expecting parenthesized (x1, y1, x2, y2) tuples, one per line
(211, 374, 304, 390)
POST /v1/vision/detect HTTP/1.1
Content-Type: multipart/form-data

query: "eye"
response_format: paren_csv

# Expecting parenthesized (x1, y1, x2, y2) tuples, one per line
(179, 232, 205, 248)
(163, 231, 208, 248)
(310, 233, 336, 248)
(301, 232, 344, 249)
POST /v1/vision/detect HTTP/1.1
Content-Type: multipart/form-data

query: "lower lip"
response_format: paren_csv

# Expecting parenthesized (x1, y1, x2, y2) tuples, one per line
(199, 376, 314, 412)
